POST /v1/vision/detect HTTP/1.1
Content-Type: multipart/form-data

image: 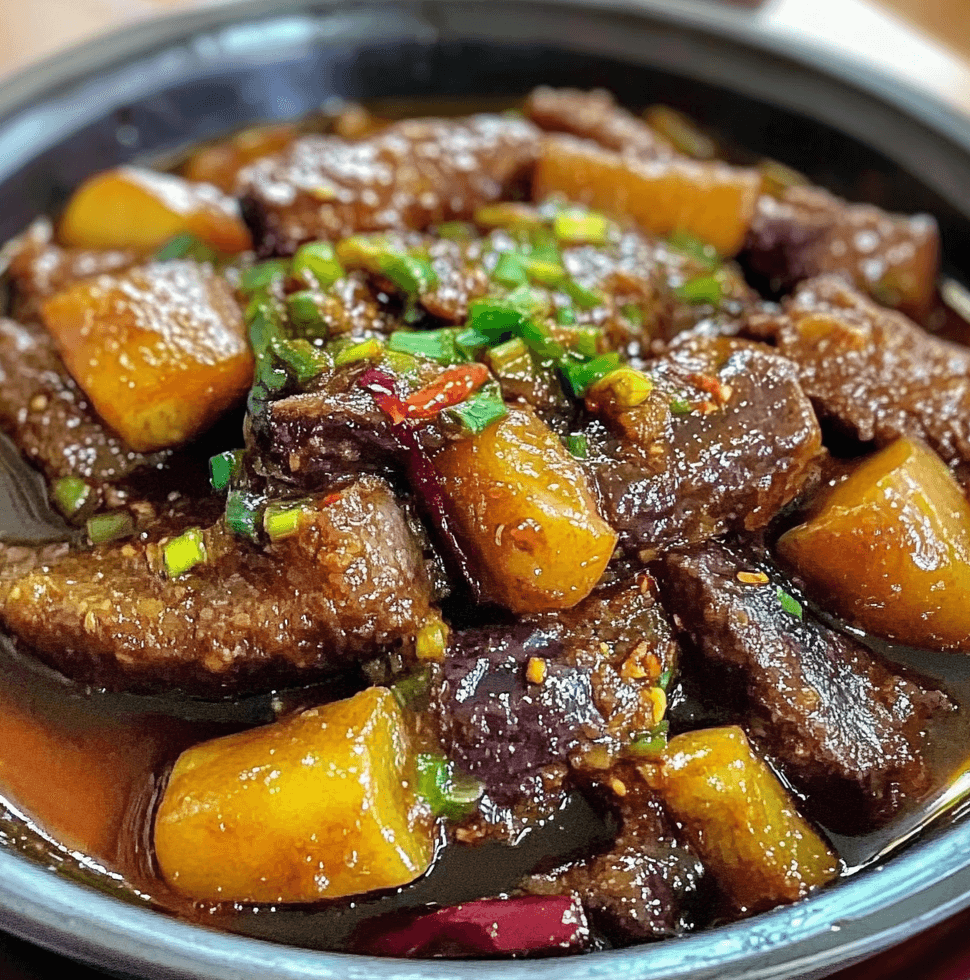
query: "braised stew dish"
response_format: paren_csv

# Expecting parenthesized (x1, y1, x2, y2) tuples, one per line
(0, 87, 969, 959)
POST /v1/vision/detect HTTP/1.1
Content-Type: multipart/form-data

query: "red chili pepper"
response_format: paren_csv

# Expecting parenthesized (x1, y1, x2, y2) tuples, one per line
(358, 367, 409, 423)
(403, 363, 490, 420)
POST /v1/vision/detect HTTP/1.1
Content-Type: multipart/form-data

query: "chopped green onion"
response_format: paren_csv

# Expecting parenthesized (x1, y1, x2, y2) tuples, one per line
(209, 450, 245, 492)
(474, 203, 545, 231)
(669, 396, 693, 415)
(555, 305, 577, 326)
(446, 390, 508, 435)
(526, 227, 561, 263)
(558, 324, 601, 359)
(379, 253, 438, 295)
(589, 367, 654, 409)
(553, 210, 609, 246)
(491, 251, 528, 288)
(565, 433, 589, 459)
(239, 259, 290, 295)
(467, 299, 529, 340)
(627, 721, 670, 758)
(388, 328, 465, 364)
(154, 233, 219, 263)
(271, 337, 326, 384)
(415, 753, 483, 820)
(505, 284, 550, 318)
(559, 352, 622, 398)
(523, 256, 566, 288)
(485, 337, 531, 375)
(333, 337, 384, 367)
(667, 230, 719, 271)
(391, 665, 432, 708)
(777, 587, 803, 620)
(286, 290, 328, 339)
(657, 668, 673, 691)
(436, 221, 476, 241)
(676, 274, 723, 306)
(564, 278, 603, 310)
(292, 241, 343, 290)
(518, 319, 565, 360)
(86, 511, 135, 545)
(225, 489, 264, 540)
(51, 476, 92, 518)
(163, 527, 207, 578)
(455, 326, 490, 358)
(263, 501, 308, 541)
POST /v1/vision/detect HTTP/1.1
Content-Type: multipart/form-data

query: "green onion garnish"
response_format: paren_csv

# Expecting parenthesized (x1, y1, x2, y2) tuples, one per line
(676, 274, 723, 306)
(657, 668, 673, 691)
(558, 324, 601, 359)
(209, 450, 245, 493)
(154, 233, 219, 263)
(555, 306, 577, 326)
(474, 203, 545, 230)
(391, 665, 432, 708)
(415, 753, 484, 820)
(564, 279, 603, 310)
(271, 337, 326, 384)
(225, 490, 264, 540)
(627, 721, 670, 758)
(163, 527, 207, 578)
(491, 251, 528, 288)
(522, 256, 566, 289)
(553, 210, 609, 246)
(263, 502, 308, 541)
(333, 337, 384, 367)
(559, 352, 622, 398)
(388, 328, 465, 364)
(667, 230, 719, 271)
(86, 511, 135, 545)
(565, 433, 589, 459)
(455, 326, 490, 358)
(505, 285, 550, 318)
(519, 318, 565, 360)
(621, 303, 644, 327)
(486, 336, 532, 375)
(379, 253, 438, 295)
(286, 291, 328, 339)
(436, 221, 476, 241)
(446, 390, 508, 435)
(292, 241, 343, 290)
(669, 396, 693, 415)
(239, 259, 290, 295)
(51, 476, 91, 518)
(777, 587, 803, 620)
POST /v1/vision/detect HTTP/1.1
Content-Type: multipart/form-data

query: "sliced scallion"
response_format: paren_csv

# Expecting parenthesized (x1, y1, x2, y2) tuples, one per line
(491, 251, 528, 288)
(292, 241, 343, 290)
(627, 720, 670, 758)
(271, 337, 326, 384)
(564, 278, 603, 310)
(379, 252, 438, 295)
(163, 527, 207, 578)
(446, 390, 508, 435)
(286, 290, 328, 339)
(263, 501, 308, 541)
(565, 433, 589, 459)
(209, 450, 245, 492)
(332, 337, 384, 367)
(553, 210, 609, 246)
(225, 489, 264, 540)
(239, 259, 290, 295)
(777, 587, 803, 620)
(51, 476, 92, 518)
(676, 274, 723, 306)
(559, 352, 622, 398)
(415, 753, 484, 820)
(86, 511, 135, 545)
(154, 233, 220, 263)
(667, 230, 719, 271)
(387, 328, 464, 364)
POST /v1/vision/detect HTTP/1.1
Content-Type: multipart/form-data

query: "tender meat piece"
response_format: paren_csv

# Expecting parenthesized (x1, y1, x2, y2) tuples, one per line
(592, 337, 822, 556)
(5, 218, 136, 322)
(745, 186, 939, 320)
(754, 276, 970, 468)
(0, 477, 434, 694)
(523, 784, 706, 941)
(525, 87, 674, 160)
(430, 579, 678, 829)
(238, 115, 540, 255)
(0, 316, 170, 499)
(316, 271, 401, 338)
(659, 539, 949, 832)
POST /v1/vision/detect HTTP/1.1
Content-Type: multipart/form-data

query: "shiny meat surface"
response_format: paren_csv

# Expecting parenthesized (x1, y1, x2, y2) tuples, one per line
(238, 115, 541, 255)
(0, 478, 433, 693)
(660, 539, 949, 833)
(745, 186, 939, 320)
(592, 337, 822, 556)
(754, 276, 970, 467)
(525, 87, 674, 160)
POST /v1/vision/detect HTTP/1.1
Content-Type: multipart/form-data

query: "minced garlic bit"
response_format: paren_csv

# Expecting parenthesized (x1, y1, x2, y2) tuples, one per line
(526, 656, 548, 685)
(737, 570, 770, 586)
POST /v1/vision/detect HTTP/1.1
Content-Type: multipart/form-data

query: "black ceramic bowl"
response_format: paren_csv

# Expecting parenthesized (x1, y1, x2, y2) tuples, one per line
(2, 2, 970, 978)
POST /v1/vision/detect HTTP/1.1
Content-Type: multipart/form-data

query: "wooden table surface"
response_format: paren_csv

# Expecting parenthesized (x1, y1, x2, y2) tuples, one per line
(1, 0, 970, 978)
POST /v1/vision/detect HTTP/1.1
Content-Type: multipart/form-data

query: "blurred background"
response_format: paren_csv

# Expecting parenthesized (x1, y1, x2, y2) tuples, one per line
(2, 0, 970, 115)
(1, 0, 970, 978)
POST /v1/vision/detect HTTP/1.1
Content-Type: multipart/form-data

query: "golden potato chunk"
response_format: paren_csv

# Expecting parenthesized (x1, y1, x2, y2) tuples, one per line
(533, 135, 761, 256)
(154, 688, 435, 904)
(58, 166, 252, 253)
(434, 407, 617, 613)
(778, 437, 970, 651)
(41, 261, 253, 452)
(641, 726, 838, 913)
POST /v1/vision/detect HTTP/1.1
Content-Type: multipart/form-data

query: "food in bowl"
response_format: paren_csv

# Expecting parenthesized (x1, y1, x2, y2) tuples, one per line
(0, 86, 966, 957)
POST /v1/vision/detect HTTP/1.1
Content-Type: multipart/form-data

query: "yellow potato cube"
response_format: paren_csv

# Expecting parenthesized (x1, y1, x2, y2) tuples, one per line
(434, 407, 617, 613)
(58, 166, 252, 253)
(641, 726, 839, 914)
(41, 261, 253, 452)
(778, 437, 970, 651)
(154, 688, 435, 904)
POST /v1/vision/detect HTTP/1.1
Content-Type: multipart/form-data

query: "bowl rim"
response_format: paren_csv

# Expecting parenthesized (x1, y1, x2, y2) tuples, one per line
(1, 1, 970, 978)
